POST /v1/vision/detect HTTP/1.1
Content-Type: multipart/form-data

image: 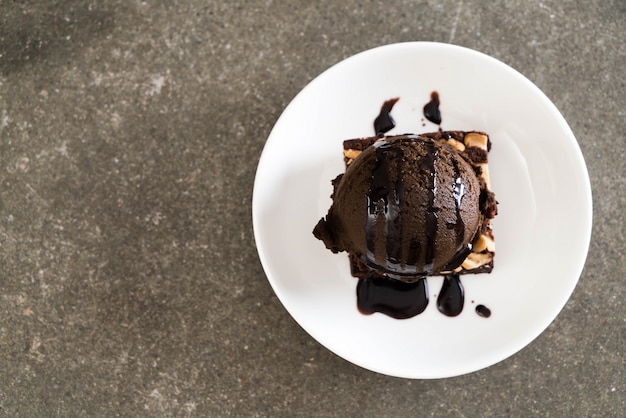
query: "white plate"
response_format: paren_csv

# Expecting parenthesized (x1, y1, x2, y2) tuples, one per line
(252, 42, 592, 379)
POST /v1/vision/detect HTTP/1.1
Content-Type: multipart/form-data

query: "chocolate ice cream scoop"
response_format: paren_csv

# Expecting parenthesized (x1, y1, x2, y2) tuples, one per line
(314, 135, 482, 280)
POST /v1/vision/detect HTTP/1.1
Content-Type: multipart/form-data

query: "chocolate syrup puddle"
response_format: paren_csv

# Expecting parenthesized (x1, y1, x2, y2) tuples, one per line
(374, 97, 400, 134)
(423, 91, 441, 125)
(476, 304, 491, 318)
(437, 274, 464, 316)
(357, 277, 428, 319)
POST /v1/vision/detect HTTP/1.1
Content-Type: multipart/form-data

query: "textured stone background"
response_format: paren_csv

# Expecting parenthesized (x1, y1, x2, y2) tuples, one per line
(0, 1, 624, 416)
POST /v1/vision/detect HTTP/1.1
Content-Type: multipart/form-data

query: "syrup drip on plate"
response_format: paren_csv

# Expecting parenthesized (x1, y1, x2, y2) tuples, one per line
(423, 91, 442, 125)
(476, 304, 491, 318)
(437, 274, 465, 317)
(374, 97, 400, 134)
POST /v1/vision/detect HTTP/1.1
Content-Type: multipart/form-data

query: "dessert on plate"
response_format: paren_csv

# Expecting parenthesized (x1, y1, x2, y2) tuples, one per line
(313, 131, 497, 317)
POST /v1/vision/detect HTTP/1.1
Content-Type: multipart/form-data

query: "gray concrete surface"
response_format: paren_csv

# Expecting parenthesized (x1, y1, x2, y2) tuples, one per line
(0, 1, 624, 416)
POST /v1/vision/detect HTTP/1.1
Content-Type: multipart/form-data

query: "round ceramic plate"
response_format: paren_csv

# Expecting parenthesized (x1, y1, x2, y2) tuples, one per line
(252, 42, 592, 379)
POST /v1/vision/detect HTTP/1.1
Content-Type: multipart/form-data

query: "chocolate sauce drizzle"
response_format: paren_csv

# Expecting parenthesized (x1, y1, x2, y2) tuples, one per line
(352, 98, 489, 320)
(365, 141, 405, 274)
(374, 97, 400, 134)
(362, 137, 444, 278)
(442, 156, 473, 271)
(420, 141, 439, 274)
(423, 91, 441, 125)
